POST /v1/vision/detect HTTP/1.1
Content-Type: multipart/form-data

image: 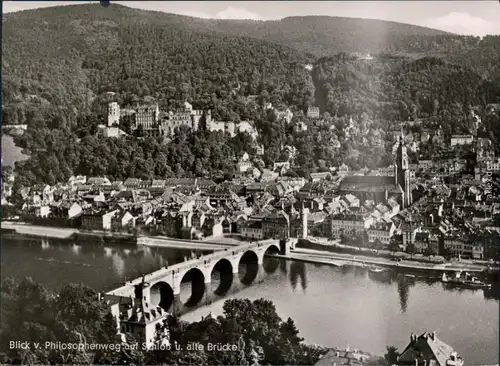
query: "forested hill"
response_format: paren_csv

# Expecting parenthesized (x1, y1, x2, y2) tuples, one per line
(3, 3, 500, 129)
(178, 15, 455, 56)
(2, 4, 315, 126)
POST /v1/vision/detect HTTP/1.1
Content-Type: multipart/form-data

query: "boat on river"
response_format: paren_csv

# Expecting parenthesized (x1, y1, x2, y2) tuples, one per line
(369, 265, 385, 274)
(368, 266, 391, 282)
(441, 271, 491, 289)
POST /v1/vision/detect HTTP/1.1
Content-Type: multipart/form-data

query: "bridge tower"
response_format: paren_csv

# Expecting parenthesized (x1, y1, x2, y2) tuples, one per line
(301, 205, 309, 239)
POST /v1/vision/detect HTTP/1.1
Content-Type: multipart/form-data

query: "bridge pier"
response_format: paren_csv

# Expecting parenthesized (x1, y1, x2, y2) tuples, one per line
(171, 294, 184, 317)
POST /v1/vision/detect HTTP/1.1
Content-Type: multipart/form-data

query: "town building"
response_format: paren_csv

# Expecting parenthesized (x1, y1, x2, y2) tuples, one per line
(307, 106, 320, 118)
(294, 121, 308, 132)
(107, 280, 170, 349)
(159, 101, 205, 136)
(262, 211, 290, 239)
(367, 221, 395, 245)
(330, 213, 374, 237)
(397, 332, 464, 366)
(476, 138, 495, 162)
(81, 210, 117, 231)
(241, 219, 264, 240)
(107, 102, 120, 126)
(450, 135, 474, 146)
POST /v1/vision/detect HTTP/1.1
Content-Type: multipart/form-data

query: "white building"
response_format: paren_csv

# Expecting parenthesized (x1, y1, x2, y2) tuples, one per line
(367, 221, 395, 244)
(107, 102, 120, 127)
(450, 135, 474, 146)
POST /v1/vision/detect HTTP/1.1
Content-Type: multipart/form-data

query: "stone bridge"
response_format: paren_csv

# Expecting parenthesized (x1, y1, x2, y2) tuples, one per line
(105, 239, 295, 316)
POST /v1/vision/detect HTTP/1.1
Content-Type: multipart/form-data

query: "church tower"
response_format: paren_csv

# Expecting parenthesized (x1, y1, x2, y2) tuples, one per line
(394, 124, 412, 208)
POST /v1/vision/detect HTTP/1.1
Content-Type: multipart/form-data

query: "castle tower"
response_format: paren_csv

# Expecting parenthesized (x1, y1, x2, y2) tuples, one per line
(394, 124, 412, 208)
(107, 102, 120, 127)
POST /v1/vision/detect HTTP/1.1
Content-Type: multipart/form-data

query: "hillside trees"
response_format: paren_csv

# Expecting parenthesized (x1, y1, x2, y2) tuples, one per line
(0, 277, 328, 365)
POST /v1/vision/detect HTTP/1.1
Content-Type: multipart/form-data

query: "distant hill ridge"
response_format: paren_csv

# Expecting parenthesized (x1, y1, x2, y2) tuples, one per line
(4, 3, 454, 56)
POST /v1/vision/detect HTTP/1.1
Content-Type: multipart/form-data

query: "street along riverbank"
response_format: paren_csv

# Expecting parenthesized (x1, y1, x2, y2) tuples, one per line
(276, 249, 491, 275)
(1, 221, 235, 251)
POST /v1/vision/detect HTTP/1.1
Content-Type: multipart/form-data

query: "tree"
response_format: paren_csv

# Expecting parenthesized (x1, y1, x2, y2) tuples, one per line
(384, 346, 400, 365)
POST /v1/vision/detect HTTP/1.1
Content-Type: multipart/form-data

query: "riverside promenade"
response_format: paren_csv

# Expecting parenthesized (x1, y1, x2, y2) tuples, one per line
(278, 247, 493, 274)
(2, 221, 241, 251)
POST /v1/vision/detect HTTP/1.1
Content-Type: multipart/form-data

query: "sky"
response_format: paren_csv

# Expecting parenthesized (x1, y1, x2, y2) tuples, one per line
(2, 1, 500, 37)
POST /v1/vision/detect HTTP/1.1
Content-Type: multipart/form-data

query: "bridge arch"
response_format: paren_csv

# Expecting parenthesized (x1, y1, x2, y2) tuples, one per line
(150, 281, 174, 312)
(179, 267, 206, 308)
(238, 250, 259, 285)
(210, 258, 234, 296)
(262, 243, 281, 274)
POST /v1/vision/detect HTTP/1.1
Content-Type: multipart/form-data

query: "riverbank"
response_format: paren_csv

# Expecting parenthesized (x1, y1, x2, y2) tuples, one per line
(1, 222, 237, 251)
(298, 237, 499, 270)
(2, 222, 78, 239)
(276, 248, 493, 275)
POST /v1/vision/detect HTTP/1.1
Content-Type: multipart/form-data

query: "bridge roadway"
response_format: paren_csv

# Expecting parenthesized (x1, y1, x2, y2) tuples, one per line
(105, 239, 293, 316)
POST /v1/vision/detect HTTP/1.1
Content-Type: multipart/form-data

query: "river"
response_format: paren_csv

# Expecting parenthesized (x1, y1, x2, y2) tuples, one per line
(2, 236, 498, 365)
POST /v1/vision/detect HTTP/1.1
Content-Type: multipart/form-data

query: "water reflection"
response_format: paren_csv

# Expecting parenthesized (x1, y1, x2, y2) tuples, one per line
(41, 239, 50, 250)
(104, 247, 113, 257)
(279, 259, 288, 276)
(289, 261, 307, 292)
(2, 236, 212, 292)
(483, 286, 500, 301)
(396, 275, 413, 314)
(71, 243, 82, 255)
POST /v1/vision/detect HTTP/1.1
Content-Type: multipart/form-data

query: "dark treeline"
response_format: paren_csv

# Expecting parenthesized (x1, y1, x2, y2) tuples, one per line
(0, 277, 331, 365)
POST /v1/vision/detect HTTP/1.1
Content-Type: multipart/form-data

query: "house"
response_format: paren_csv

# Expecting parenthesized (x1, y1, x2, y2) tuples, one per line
(294, 121, 308, 132)
(159, 211, 184, 238)
(275, 108, 293, 124)
(414, 232, 430, 253)
(123, 178, 140, 189)
(399, 222, 418, 250)
(338, 163, 350, 175)
(397, 332, 464, 366)
(330, 213, 374, 237)
(310, 172, 331, 182)
(32, 184, 52, 202)
(367, 221, 395, 245)
(81, 210, 117, 231)
(67, 202, 83, 219)
(260, 169, 279, 182)
(450, 135, 473, 146)
(88, 177, 112, 186)
(34, 205, 51, 218)
(472, 243, 484, 260)
(443, 234, 473, 258)
(307, 106, 320, 118)
(68, 175, 87, 187)
(112, 288, 170, 349)
(262, 211, 290, 239)
(273, 161, 290, 173)
(2, 183, 13, 198)
(315, 349, 366, 366)
(306, 211, 328, 237)
(111, 211, 135, 230)
(241, 220, 264, 240)
(237, 153, 253, 173)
